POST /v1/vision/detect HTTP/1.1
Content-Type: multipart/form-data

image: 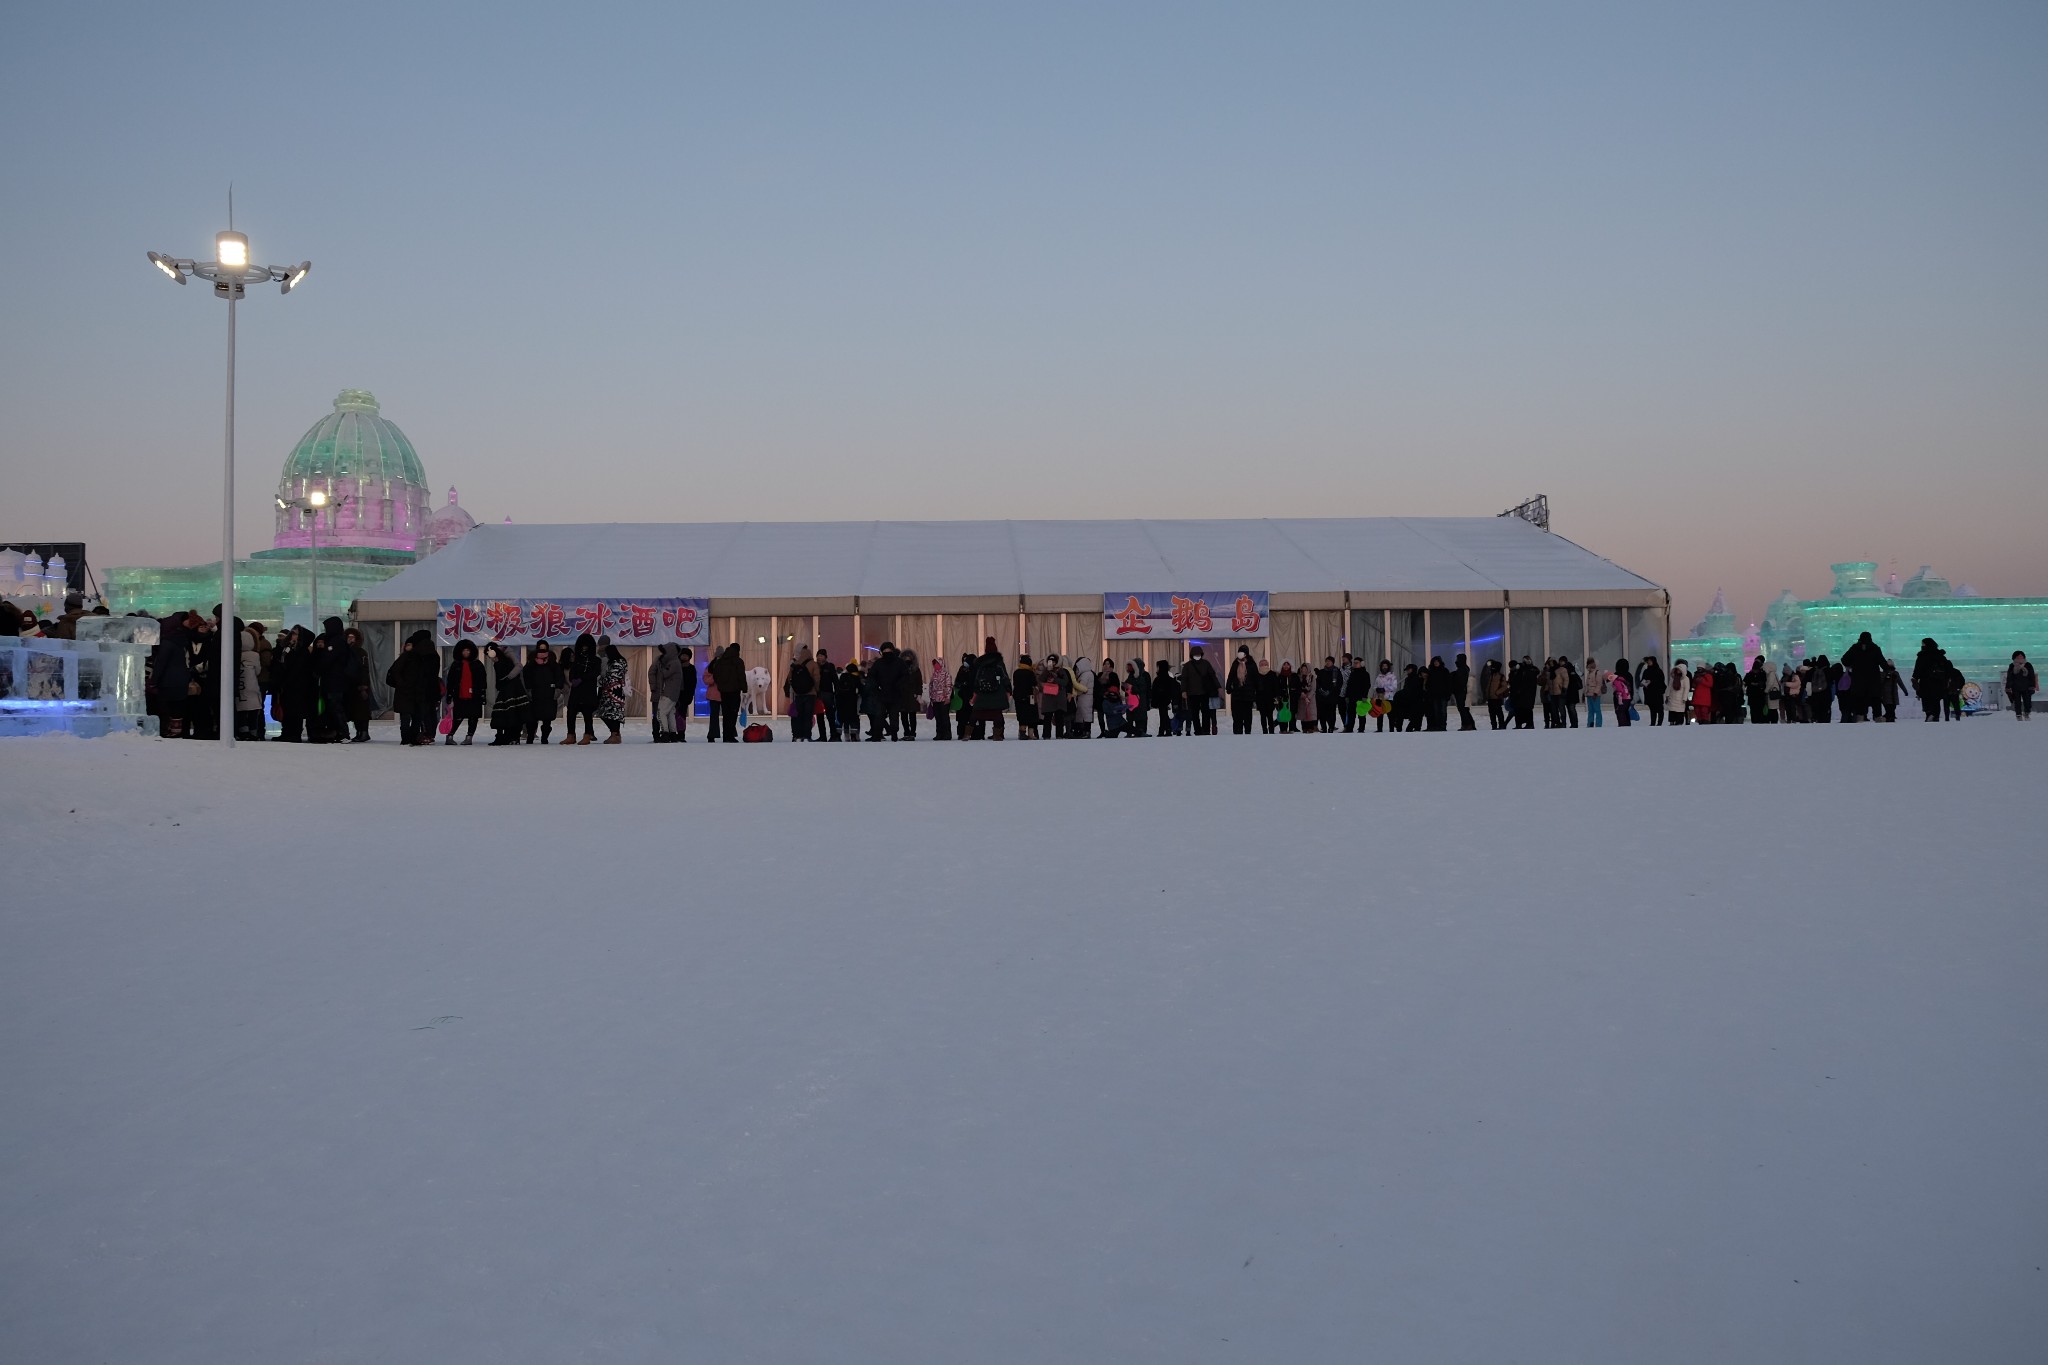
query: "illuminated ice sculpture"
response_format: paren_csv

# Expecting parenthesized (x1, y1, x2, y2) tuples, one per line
(0, 616, 160, 737)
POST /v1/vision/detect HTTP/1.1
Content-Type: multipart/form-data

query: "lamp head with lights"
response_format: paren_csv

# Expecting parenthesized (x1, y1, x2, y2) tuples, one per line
(281, 261, 311, 295)
(147, 251, 188, 285)
(215, 230, 250, 270)
(308, 488, 328, 508)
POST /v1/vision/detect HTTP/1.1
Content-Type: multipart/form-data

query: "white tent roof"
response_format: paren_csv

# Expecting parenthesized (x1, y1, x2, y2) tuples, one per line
(357, 518, 1661, 611)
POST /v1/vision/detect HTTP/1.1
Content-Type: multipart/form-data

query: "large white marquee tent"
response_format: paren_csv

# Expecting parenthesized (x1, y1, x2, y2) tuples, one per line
(353, 517, 1668, 715)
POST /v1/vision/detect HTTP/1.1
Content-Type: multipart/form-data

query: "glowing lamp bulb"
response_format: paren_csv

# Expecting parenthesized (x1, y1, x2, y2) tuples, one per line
(216, 231, 249, 269)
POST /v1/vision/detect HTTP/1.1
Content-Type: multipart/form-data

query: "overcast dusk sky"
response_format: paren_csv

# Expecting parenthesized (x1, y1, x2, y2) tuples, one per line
(3, 1, 2044, 631)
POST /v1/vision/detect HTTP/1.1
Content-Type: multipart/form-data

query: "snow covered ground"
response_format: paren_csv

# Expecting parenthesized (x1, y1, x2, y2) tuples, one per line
(3, 722, 2044, 1363)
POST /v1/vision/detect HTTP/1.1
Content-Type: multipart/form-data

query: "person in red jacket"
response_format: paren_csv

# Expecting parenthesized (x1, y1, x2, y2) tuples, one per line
(443, 639, 486, 745)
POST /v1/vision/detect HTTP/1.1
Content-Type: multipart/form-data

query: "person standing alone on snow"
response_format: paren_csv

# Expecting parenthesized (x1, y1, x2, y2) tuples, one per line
(2007, 651, 2037, 720)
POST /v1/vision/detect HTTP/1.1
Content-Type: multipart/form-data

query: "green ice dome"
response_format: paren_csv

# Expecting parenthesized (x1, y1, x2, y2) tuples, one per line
(282, 389, 426, 488)
(272, 390, 433, 554)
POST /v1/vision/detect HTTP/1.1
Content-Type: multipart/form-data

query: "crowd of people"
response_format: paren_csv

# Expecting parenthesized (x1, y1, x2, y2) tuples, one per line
(7, 597, 2035, 740)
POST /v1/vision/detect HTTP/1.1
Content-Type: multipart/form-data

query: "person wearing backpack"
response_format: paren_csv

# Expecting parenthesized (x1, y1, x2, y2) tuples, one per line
(782, 643, 818, 741)
(1610, 659, 1634, 727)
(970, 638, 1011, 740)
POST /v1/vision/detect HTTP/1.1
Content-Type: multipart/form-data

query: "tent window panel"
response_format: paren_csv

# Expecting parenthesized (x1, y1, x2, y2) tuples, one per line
(1548, 608, 1584, 666)
(1065, 613, 1104, 669)
(897, 615, 939, 686)
(1307, 611, 1345, 666)
(940, 614, 981, 668)
(1468, 609, 1506, 676)
(1429, 609, 1467, 665)
(1625, 607, 1665, 665)
(1350, 611, 1385, 668)
(1266, 611, 1304, 667)
(1388, 610, 1423, 675)
(1024, 614, 1062, 663)
(1509, 608, 1543, 663)
(1588, 608, 1625, 671)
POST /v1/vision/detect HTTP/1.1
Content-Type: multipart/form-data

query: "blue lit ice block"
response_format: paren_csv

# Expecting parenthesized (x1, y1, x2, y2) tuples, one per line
(0, 616, 160, 737)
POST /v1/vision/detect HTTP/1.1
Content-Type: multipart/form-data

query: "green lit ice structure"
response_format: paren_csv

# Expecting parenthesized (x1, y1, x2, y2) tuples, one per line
(1677, 561, 2045, 709)
(105, 390, 475, 626)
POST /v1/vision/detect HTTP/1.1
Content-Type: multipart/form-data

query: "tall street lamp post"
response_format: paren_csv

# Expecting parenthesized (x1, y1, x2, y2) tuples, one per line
(147, 228, 310, 748)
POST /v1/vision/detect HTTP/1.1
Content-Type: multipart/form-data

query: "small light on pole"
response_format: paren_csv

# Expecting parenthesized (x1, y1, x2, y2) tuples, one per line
(215, 230, 249, 269)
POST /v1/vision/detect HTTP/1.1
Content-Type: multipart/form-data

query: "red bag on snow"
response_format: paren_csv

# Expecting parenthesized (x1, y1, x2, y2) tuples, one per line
(743, 722, 773, 743)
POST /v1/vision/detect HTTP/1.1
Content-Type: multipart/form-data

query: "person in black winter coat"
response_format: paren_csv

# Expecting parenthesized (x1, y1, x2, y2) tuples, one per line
(1450, 654, 1476, 731)
(1841, 631, 1885, 722)
(894, 648, 922, 740)
(385, 629, 442, 746)
(969, 639, 1011, 740)
(816, 649, 842, 741)
(485, 643, 529, 744)
(1149, 660, 1181, 735)
(444, 639, 488, 744)
(1508, 658, 1539, 729)
(1424, 657, 1452, 732)
(269, 625, 316, 742)
(1012, 656, 1039, 739)
(1343, 659, 1372, 733)
(1639, 656, 1665, 726)
(675, 647, 699, 741)
(836, 662, 866, 738)
(520, 640, 564, 743)
(1313, 658, 1341, 733)
(1910, 639, 1946, 721)
(707, 642, 746, 742)
(1225, 647, 1259, 735)
(151, 613, 193, 737)
(563, 634, 601, 742)
(952, 653, 978, 740)
(1252, 659, 1281, 733)
(315, 616, 360, 743)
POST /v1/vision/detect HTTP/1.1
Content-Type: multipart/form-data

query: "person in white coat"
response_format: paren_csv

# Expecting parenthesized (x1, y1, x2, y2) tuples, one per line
(234, 624, 264, 740)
